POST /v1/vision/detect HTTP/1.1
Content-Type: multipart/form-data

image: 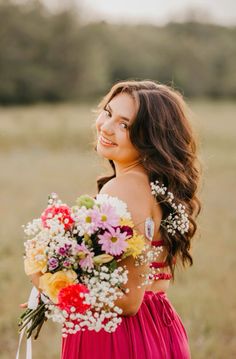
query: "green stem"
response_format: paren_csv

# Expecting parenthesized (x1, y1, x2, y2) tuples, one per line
(19, 308, 32, 320)
(34, 316, 47, 340)
(19, 304, 46, 331)
(26, 314, 45, 339)
(19, 309, 34, 324)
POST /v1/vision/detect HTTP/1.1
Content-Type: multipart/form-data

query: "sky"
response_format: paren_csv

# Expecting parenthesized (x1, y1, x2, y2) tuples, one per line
(41, 0, 236, 26)
(80, 0, 236, 25)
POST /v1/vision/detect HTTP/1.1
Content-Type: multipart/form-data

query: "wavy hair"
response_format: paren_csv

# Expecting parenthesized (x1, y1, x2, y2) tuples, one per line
(96, 80, 201, 276)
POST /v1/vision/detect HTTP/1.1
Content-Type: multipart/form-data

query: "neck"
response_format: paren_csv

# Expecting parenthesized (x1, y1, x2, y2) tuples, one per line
(114, 159, 146, 177)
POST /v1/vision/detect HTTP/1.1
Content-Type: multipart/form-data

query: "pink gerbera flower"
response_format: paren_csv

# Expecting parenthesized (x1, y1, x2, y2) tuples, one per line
(98, 203, 120, 231)
(79, 208, 101, 235)
(98, 227, 128, 256)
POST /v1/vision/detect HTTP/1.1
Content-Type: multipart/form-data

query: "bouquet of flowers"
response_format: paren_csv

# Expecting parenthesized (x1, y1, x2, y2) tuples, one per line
(19, 192, 146, 339)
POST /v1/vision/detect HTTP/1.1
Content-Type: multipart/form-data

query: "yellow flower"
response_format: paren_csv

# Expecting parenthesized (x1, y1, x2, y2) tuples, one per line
(93, 254, 114, 265)
(39, 270, 77, 303)
(120, 218, 134, 227)
(24, 257, 47, 275)
(24, 247, 47, 275)
(125, 233, 145, 258)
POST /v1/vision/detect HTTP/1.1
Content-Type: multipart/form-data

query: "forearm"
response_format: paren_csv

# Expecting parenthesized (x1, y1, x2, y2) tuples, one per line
(29, 272, 42, 292)
(113, 285, 146, 316)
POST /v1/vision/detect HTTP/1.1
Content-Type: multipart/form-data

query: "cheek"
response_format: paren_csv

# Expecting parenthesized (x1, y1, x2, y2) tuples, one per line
(121, 135, 139, 157)
(95, 114, 104, 132)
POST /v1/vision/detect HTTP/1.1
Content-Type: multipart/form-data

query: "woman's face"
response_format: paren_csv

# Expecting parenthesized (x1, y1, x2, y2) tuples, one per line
(96, 92, 140, 165)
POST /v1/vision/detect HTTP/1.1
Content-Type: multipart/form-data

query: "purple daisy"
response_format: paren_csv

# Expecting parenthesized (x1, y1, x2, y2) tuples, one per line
(98, 227, 128, 256)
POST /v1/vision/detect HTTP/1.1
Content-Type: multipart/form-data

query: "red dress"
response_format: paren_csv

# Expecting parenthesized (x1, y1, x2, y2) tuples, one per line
(61, 238, 191, 359)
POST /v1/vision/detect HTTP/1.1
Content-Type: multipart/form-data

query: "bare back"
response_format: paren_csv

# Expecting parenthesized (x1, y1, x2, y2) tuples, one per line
(99, 170, 171, 294)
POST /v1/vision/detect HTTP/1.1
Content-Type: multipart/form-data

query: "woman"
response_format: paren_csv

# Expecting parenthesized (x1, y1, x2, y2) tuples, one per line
(61, 80, 201, 359)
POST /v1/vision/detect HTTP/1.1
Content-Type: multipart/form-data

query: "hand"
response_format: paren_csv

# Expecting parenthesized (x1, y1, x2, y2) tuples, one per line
(19, 302, 28, 309)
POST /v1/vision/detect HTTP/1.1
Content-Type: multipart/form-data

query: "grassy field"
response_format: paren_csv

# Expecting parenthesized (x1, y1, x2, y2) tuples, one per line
(0, 100, 235, 359)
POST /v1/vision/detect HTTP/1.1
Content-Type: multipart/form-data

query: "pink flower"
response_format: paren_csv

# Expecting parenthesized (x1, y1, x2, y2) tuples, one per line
(84, 208, 101, 234)
(41, 205, 74, 230)
(77, 243, 94, 270)
(98, 203, 120, 231)
(98, 227, 128, 256)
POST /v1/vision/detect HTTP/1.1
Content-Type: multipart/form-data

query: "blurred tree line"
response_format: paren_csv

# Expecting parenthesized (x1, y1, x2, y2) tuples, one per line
(0, 0, 236, 104)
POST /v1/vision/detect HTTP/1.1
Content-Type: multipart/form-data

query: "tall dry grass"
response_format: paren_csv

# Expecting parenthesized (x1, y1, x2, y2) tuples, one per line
(0, 100, 235, 358)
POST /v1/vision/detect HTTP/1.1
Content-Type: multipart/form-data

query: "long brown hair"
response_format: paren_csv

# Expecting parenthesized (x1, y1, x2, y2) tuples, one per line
(96, 80, 201, 275)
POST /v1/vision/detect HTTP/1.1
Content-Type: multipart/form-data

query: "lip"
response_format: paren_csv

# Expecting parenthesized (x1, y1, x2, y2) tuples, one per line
(99, 134, 117, 147)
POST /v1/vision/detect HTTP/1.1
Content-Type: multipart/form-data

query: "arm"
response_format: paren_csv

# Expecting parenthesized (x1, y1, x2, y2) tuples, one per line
(29, 272, 42, 291)
(99, 174, 161, 316)
(19, 272, 42, 309)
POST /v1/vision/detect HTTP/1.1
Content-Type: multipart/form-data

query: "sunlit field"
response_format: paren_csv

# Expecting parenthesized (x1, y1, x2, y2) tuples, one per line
(0, 100, 235, 359)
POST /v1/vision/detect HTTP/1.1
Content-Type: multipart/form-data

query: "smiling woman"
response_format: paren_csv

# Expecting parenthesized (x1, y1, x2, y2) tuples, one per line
(96, 93, 140, 171)
(61, 80, 201, 359)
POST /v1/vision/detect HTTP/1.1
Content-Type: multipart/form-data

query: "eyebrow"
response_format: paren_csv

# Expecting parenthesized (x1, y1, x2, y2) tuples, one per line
(106, 103, 131, 123)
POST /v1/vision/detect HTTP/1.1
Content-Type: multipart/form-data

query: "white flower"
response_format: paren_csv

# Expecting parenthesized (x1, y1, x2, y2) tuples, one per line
(150, 180, 190, 236)
(95, 194, 131, 219)
(23, 218, 42, 236)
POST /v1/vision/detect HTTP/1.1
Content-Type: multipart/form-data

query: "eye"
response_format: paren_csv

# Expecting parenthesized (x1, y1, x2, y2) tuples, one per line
(120, 122, 128, 130)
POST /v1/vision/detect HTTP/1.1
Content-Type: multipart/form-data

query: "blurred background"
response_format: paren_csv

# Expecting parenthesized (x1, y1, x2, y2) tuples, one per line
(0, 0, 235, 358)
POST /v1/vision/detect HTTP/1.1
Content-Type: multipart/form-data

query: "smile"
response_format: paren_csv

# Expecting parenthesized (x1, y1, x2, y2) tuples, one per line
(99, 135, 117, 146)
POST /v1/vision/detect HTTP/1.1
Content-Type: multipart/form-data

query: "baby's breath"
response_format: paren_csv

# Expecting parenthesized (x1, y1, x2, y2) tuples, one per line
(150, 180, 190, 236)
(46, 265, 128, 335)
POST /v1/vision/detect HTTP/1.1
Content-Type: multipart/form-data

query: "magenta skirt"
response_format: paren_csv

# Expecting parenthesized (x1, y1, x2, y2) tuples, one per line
(61, 291, 191, 359)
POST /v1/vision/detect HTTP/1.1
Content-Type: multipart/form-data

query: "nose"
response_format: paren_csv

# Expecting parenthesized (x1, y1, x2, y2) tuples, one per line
(100, 118, 114, 135)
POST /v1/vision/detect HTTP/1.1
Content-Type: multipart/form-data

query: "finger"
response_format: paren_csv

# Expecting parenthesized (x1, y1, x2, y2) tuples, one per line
(19, 302, 28, 308)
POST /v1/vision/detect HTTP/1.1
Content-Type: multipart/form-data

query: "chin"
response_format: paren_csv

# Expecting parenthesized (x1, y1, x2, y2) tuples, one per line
(96, 144, 113, 160)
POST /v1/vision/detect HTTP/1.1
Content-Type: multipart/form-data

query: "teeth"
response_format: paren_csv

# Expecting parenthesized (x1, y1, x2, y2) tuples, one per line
(100, 135, 115, 145)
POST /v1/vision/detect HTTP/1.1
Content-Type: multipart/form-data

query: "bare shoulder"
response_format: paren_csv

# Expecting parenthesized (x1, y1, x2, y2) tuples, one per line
(99, 172, 151, 205)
